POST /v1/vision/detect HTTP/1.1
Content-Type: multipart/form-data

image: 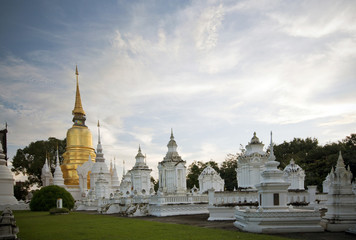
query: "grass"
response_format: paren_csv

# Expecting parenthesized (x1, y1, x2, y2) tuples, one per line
(14, 211, 289, 240)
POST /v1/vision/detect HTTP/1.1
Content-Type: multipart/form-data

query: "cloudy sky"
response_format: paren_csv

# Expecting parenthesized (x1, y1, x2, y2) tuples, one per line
(1, 0, 355, 179)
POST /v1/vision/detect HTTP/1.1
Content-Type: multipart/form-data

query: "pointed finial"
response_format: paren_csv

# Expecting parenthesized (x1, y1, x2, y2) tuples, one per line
(97, 120, 101, 144)
(138, 144, 141, 152)
(72, 65, 86, 118)
(56, 144, 60, 167)
(336, 151, 345, 169)
(170, 128, 174, 140)
(268, 131, 276, 161)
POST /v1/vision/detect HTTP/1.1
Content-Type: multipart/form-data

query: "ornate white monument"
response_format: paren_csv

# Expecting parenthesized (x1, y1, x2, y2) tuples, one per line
(0, 139, 18, 207)
(111, 160, 120, 191)
(236, 132, 268, 189)
(322, 173, 330, 193)
(283, 159, 305, 190)
(53, 148, 65, 187)
(89, 122, 111, 191)
(321, 151, 356, 232)
(234, 132, 323, 233)
(41, 157, 53, 186)
(198, 164, 224, 193)
(130, 146, 152, 195)
(158, 130, 187, 195)
(120, 160, 132, 196)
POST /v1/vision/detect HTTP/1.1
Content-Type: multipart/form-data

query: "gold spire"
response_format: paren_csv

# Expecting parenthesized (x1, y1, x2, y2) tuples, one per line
(72, 65, 86, 116)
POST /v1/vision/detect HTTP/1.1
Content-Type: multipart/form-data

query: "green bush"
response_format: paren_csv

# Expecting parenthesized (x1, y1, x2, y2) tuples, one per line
(49, 207, 69, 215)
(30, 185, 74, 211)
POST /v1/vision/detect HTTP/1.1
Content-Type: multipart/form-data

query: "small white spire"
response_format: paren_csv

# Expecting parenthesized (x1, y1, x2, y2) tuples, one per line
(97, 120, 101, 144)
(56, 145, 60, 167)
(268, 131, 276, 161)
(336, 151, 345, 169)
(123, 159, 126, 175)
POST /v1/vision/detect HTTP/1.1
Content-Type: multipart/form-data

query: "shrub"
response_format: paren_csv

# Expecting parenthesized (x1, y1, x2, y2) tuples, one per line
(49, 207, 69, 215)
(30, 185, 74, 211)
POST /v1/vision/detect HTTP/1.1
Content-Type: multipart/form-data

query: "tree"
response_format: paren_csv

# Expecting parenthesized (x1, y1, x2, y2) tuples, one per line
(186, 160, 219, 189)
(219, 154, 238, 191)
(30, 185, 74, 211)
(12, 137, 66, 187)
(14, 181, 30, 201)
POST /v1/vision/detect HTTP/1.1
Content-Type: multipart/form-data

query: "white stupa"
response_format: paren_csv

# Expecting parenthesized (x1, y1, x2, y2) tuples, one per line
(236, 132, 268, 189)
(199, 164, 224, 193)
(234, 132, 323, 233)
(53, 147, 65, 187)
(130, 146, 152, 195)
(119, 159, 132, 196)
(111, 159, 120, 191)
(41, 157, 53, 186)
(158, 129, 187, 195)
(0, 139, 18, 206)
(283, 159, 305, 190)
(321, 151, 356, 232)
(90, 121, 111, 190)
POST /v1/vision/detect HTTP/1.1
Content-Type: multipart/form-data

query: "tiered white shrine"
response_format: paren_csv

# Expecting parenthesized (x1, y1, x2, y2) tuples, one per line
(236, 132, 268, 189)
(198, 164, 224, 193)
(53, 149, 65, 187)
(283, 159, 305, 190)
(234, 132, 323, 233)
(41, 157, 53, 186)
(0, 139, 18, 209)
(89, 122, 112, 196)
(130, 146, 152, 195)
(321, 151, 356, 232)
(157, 130, 187, 195)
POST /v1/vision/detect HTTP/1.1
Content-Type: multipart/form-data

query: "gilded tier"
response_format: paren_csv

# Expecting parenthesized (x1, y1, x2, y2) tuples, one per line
(61, 125, 96, 186)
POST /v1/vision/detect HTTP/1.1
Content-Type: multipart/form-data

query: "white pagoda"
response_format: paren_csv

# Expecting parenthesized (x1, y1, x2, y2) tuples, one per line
(234, 132, 323, 233)
(283, 159, 305, 190)
(89, 122, 111, 191)
(199, 164, 224, 193)
(158, 130, 187, 195)
(41, 157, 53, 186)
(321, 151, 356, 232)
(130, 146, 152, 195)
(53, 148, 65, 187)
(0, 138, 18, 207)
(236, 132, 268, 189)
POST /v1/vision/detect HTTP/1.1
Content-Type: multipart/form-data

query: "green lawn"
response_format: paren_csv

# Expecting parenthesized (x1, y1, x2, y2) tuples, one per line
(14, 211, 289, 240)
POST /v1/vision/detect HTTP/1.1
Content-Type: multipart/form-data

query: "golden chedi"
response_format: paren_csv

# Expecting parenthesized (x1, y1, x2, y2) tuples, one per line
(61, 66, 96, 186)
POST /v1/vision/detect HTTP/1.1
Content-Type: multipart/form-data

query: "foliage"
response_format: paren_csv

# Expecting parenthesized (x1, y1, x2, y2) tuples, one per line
(14, 211, 289, 240)
(14, 181, 30, 201)
(186, 160, 219, 189)
(219, 154, 238, 191)
(49, 207, 69, 215)
(11, 137, 66, 187)
(30, 185, 74, 211)
(150, 177, 159, 192)
(273, 134, 356, 191)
